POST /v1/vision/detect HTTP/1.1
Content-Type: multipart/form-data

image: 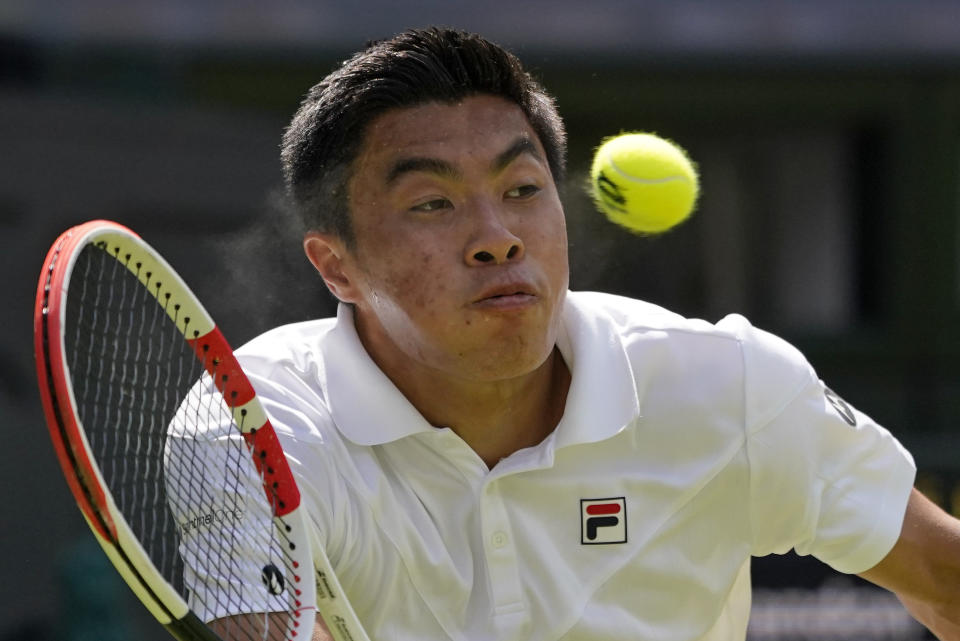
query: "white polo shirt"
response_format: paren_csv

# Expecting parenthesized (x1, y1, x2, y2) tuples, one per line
(188, 290, 916, 641)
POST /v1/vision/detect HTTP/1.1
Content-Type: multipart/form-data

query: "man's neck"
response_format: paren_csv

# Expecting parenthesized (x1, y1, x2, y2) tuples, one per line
(360, 333, 570, 469)
(405, 348, 570, 469)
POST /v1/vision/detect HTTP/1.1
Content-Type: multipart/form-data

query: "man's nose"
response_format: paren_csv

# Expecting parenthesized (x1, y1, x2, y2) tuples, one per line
(464, 204, 525, 266)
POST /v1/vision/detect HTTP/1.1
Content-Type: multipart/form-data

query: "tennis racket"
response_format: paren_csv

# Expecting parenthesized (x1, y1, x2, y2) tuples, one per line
(34, 220, 371, 641)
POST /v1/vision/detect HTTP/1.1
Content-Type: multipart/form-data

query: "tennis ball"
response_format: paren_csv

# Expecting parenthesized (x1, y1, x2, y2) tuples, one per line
(589, 132, 699, 234)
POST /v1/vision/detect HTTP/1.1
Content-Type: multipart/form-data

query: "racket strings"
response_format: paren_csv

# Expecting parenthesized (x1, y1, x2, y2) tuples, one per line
(191, 362, 259, 624)
(64, 244, 300, 640)
(205, 361, 302, 632)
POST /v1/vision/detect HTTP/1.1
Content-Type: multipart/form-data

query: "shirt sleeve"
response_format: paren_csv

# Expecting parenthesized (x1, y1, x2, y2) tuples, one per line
(164, 373, 294, 622)
(165, 330, 349, 623)
(724, 315, 917, 574)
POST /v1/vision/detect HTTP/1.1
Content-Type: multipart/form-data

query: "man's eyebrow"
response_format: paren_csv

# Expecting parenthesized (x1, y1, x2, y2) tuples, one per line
(384, 136, 544, 185)
(492, 136, 544, 174)
(386, 157, 461, 185)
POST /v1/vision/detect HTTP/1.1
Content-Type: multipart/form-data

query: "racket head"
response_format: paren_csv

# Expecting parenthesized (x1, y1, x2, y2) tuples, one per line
(34, 220, 316, 641)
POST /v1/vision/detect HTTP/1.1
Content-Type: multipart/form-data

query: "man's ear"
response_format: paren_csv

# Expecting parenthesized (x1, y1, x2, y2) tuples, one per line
(303, 232, 361, 303)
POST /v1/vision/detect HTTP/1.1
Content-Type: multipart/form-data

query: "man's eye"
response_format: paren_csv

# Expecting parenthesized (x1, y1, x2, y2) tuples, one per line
(411, 198, 452, 212)
(506, 184, 540, 199)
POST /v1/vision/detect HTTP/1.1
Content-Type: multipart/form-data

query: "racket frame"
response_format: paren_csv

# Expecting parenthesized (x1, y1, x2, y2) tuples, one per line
(34, 220, 368, 641)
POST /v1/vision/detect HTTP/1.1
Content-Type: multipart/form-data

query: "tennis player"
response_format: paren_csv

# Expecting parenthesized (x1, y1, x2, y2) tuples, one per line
(201, 28, 960, 640)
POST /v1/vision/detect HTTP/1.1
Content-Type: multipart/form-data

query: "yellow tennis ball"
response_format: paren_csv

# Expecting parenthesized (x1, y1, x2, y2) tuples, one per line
(589, 132, 699, 234)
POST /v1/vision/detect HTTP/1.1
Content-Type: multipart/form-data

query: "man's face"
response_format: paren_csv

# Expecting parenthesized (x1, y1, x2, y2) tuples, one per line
(331, 94, 569, 383)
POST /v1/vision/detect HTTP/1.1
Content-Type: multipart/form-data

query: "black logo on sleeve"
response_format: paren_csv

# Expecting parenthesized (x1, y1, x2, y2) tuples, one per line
(824, 387, 857, 426)
(261, 564, 285, 595)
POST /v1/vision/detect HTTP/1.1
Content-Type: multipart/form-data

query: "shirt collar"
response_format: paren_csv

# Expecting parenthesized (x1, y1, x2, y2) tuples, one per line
(319, 294, 641, 448)
(552, 292, 641, 449)
(319, 304, 434, 446)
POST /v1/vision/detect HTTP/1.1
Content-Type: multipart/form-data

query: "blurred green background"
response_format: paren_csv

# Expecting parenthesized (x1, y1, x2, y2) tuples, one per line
(2, 2, 958, 639)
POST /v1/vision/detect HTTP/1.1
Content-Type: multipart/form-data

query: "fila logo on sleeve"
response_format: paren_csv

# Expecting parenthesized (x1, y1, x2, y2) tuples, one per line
(581, 497, 627, 544)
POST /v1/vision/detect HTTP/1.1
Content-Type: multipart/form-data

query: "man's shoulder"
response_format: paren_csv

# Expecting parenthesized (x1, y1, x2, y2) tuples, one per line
(568, 290, 812, 390)
(230, 317, 343, 442)
(568, 290, 738, 341)
(570, 291, 801, 345)
(236, 317, 338, 366)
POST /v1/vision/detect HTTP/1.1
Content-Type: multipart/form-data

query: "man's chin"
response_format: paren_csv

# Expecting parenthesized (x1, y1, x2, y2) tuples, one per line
(452, 341, 559, 384)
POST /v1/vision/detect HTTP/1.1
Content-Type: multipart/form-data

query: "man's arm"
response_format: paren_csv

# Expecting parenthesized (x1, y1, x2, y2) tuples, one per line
(858, 488, 960, 640)
(210, 613, 333, 641)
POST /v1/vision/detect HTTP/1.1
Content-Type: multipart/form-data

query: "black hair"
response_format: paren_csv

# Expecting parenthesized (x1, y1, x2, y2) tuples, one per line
(280, 27, 567, 246)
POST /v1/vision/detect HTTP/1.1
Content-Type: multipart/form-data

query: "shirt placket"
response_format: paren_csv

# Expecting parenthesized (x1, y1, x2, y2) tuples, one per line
(481, 477, 529, 640)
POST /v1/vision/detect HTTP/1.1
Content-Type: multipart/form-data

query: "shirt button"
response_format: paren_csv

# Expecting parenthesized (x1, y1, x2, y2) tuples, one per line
(491, 531, 509, 549)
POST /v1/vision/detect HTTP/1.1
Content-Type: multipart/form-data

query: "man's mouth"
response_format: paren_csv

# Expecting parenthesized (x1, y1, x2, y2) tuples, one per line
(472, 283, 538, 309)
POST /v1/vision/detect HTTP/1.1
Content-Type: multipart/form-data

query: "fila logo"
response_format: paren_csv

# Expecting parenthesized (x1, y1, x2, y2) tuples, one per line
(581, 497, 627, 544)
